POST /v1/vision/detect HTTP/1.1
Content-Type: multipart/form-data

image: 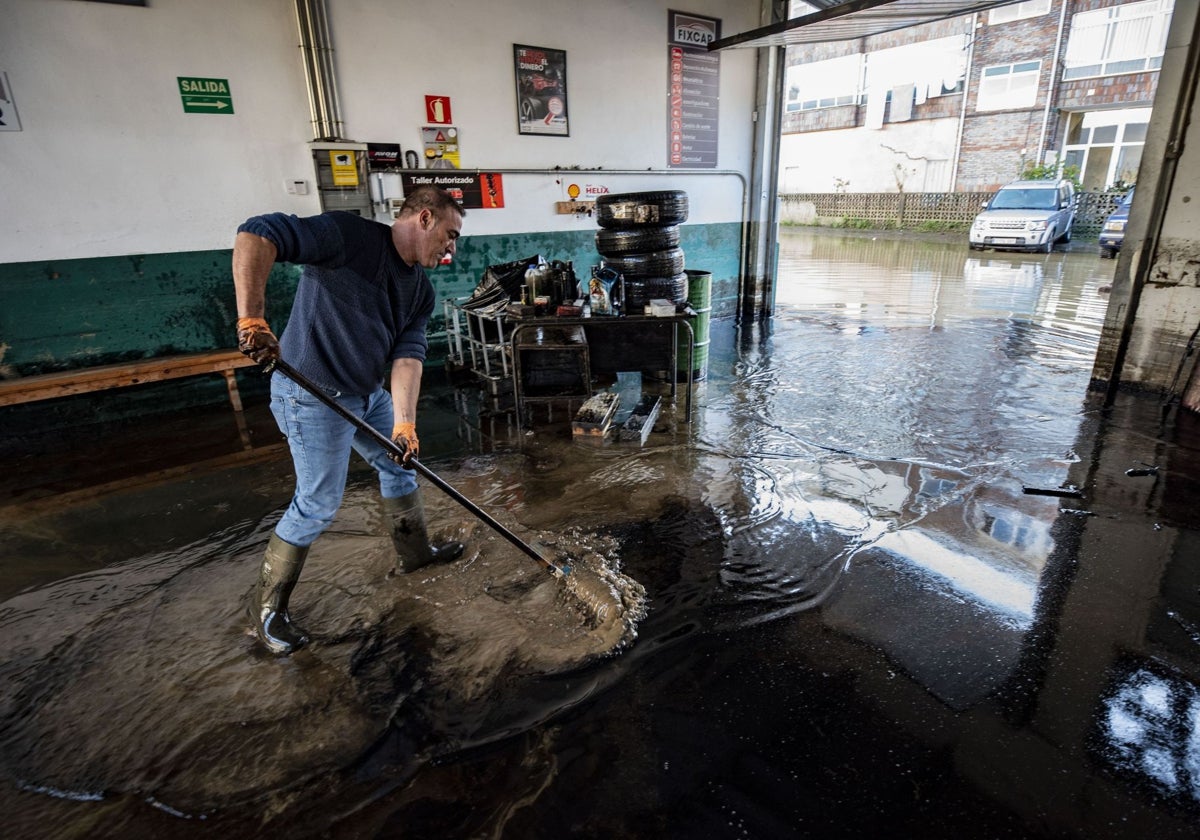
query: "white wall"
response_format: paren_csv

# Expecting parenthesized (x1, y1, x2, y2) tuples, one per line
(0, 0, 758, 261)
(1, 0, 314, 260)
(779, 118, 961, 193)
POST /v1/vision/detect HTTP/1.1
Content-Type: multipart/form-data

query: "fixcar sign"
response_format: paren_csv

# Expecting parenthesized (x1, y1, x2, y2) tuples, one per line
(669, 11, 720, 49)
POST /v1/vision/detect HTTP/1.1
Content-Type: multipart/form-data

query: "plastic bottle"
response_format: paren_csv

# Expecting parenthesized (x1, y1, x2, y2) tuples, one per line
(566, 261, 578, 300)
(524, 264, 540, 301)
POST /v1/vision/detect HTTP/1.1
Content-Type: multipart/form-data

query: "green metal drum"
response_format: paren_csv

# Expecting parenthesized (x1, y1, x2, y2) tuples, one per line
(677, 269, 711, 382)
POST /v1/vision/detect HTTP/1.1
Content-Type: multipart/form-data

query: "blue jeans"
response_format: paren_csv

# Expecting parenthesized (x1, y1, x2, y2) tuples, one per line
(269, 373, 417, 547)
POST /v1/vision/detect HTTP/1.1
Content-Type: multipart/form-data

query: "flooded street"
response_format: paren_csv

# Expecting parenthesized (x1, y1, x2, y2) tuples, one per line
(4, 228, 1200, 838)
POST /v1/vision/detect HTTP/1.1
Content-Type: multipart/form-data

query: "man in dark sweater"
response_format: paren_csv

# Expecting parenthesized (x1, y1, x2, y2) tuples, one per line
(233, 185, 466, 656)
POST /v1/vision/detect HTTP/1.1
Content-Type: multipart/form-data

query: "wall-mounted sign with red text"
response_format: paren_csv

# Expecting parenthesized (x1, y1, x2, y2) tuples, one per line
(402, 172, 504, 210)
(667, 11, 720, 169)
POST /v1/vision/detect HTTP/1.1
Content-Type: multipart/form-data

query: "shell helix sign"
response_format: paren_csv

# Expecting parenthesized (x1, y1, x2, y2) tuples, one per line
(178, 77, 234, 114)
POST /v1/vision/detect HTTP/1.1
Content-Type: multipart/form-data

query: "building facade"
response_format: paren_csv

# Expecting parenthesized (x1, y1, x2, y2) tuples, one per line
(780, 0, 1172, 193)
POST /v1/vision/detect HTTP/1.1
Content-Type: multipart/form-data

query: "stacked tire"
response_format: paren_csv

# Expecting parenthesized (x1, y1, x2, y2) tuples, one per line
(594, 190, 689, 311)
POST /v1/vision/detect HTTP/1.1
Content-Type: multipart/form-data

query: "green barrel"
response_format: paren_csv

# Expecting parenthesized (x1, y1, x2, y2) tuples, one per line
(677, 269, 711, 382)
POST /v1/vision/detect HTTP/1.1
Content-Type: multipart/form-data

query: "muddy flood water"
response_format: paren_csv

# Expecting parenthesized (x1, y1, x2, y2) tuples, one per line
(3, 228, 1200, 839)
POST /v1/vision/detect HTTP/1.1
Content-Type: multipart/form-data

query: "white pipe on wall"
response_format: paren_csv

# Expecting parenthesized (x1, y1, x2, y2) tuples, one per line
(295, 0, 344, 140)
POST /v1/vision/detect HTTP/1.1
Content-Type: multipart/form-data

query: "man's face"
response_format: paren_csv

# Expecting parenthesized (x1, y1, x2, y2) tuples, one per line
(419, 208, 462, 268)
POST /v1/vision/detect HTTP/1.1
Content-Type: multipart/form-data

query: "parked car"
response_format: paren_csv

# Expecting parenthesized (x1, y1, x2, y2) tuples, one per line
(968, 179, 1077, 254)
(1099, 187, 1136, 259)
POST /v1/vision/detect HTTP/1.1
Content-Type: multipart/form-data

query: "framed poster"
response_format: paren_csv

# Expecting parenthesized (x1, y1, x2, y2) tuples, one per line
(514, 44, 569, 136)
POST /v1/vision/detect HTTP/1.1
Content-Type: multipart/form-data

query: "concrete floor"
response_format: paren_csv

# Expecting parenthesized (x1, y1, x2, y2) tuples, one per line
(2, 229, 1199, 838)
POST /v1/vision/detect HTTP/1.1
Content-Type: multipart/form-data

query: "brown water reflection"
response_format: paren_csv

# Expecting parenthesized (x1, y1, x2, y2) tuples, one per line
(692, 230, 1115, 708)
(7, 229, 1200, 838)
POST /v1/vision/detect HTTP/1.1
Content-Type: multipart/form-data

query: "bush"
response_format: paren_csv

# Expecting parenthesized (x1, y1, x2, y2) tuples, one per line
(1021, 158, 1082, 189)
(916, 220, 969, 232)
(838, 217, 893, 230)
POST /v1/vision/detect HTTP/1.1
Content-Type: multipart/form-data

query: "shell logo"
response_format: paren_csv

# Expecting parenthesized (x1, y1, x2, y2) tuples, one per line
(567, 183, 581, 200)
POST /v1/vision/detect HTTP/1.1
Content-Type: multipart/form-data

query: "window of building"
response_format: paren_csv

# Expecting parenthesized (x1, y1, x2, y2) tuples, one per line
(989, 0, 1051, 25)
(976, 61, 1041, 112)
(785, 34, 968, 116)
(1063, 0, 1174, 80)
(922, 160, 952, 192)
(864, 35, 968, 100)
(786, 53, 863, 112)
(1063, 108, 1151, 189)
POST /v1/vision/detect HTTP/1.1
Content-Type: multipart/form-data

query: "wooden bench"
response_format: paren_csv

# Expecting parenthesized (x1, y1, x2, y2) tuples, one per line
(0, 349, 259, 448)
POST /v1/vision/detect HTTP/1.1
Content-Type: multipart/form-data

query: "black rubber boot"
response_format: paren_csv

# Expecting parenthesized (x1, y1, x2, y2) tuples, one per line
(383, 488, 464, 572)
(250, 533, 310, 655)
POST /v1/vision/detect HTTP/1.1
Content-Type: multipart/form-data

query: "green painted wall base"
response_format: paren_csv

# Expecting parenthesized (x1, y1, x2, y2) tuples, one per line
(0, 222, 741, 437)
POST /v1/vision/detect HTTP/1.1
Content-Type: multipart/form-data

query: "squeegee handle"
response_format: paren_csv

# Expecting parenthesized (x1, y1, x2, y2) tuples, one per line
(270, 359, 564, 574)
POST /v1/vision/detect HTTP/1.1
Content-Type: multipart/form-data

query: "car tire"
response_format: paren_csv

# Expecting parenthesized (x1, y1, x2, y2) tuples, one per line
(1101, 247, 1117, 259)
(1041, 235, 1054, 254)
(602, 247, 685, 279)
(596, 225, 681, 256)
(623, 273, 689, 308)
(520, 97, 543, 122)
(597, 190, 689, 229)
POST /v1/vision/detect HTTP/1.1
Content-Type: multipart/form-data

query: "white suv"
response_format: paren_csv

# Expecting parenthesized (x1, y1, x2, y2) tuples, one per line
(968, 179, 1077, 253)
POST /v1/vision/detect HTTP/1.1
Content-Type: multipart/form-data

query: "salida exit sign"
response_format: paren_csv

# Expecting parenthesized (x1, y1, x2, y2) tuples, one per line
(178, 77, 234, 114)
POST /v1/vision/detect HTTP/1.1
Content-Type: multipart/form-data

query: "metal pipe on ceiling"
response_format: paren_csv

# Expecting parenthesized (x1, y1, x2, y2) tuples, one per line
(311, 0, 344, 140)
(294, 0, 322, 138)
(294, 0, 344, 141)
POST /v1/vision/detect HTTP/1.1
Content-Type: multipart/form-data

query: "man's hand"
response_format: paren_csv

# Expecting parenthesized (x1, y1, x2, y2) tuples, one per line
(390, 422, 419, 467)
(236, 317, 280, 369)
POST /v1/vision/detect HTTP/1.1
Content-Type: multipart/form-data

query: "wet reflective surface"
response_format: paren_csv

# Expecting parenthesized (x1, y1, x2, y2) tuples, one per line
(3, 228, 1200, 838)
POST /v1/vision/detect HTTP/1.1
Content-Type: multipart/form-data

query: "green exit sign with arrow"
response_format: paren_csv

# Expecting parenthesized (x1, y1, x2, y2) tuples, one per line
(178, 77, 234, 114)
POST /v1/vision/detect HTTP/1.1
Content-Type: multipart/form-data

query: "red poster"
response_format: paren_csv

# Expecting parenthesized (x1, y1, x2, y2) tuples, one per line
(401, 172, 504, 209)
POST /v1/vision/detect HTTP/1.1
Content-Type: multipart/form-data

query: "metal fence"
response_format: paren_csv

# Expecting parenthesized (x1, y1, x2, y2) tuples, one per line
(779, 190, 1127, 238)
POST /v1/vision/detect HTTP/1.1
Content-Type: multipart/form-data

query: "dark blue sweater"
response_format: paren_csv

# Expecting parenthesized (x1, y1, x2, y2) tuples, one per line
(238, 211, 435, 395)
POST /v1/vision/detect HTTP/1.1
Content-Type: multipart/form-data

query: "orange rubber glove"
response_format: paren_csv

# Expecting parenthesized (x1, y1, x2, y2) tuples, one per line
(390, 422, 419, 467)
(236, 317, 281, 369)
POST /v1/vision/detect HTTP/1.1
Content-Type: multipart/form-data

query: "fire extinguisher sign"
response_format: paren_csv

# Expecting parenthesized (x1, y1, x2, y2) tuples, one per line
(425, 96, 452, 124)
